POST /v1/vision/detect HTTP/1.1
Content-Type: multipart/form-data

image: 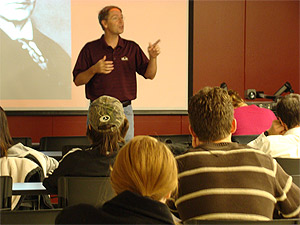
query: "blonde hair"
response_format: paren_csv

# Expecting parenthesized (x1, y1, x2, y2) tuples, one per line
(110, 135, 178, 201)
(227, 89, 245, 108)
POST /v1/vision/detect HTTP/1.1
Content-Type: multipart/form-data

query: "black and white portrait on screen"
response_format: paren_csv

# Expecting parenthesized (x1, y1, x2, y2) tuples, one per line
(0, 0, 71, 100)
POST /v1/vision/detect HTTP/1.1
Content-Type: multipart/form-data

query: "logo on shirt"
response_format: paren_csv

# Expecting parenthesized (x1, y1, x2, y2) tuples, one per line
(121, 56, 128, 61)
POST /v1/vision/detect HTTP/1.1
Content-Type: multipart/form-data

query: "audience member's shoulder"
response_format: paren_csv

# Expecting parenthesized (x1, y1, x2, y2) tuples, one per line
(55, 203, 126, 224)
(60, 148, 83, 160)
(167, 143, 190, 156)
(55, 204, 101, 224)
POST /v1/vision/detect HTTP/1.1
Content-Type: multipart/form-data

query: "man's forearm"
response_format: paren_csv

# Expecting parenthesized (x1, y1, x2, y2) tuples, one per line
(74, 66, 96, 86)
(144, 57, 157, 80)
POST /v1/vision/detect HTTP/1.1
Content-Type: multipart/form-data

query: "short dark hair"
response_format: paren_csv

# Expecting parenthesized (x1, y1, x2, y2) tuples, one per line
(276, 94, 300, 129)
(98, 6, 122, 30)
(188, 87, 234, 142)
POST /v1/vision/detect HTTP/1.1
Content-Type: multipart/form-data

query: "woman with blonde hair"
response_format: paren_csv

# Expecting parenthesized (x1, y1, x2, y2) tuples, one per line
(56, 135, 178, 224)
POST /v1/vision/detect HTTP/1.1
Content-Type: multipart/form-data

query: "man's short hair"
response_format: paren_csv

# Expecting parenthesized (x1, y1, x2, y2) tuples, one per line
(98, 6, 122, 30)
(188, 86, 234, 142)
(276, 93, 300, 129)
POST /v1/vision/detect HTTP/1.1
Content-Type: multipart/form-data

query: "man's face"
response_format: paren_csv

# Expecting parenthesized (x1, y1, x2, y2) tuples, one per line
(103, 8, 124, 35)
(0, 0, 36, 22)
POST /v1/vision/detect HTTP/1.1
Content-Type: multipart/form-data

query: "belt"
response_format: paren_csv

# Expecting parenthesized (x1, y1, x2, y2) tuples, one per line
(122, 100, 131, 107)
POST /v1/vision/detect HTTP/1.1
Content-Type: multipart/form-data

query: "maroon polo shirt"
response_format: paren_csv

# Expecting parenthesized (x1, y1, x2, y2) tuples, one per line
(73, 35, 149, 102)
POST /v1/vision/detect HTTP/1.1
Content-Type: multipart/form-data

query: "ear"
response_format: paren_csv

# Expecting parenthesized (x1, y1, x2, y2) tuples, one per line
(189, 125, 199, 147)
(189, 125, 197, 138)
(278, 117, 288, 131)
(160, 191, 172, 204)
(231, 118, 237, 134)
(101, 20, 108, 30)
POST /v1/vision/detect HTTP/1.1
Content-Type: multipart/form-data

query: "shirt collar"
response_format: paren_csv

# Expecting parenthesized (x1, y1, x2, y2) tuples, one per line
(0, 18, 33, 40)
(192, 142, 242, 152)
(100, 34, 125, 49)
(284, 126, 300, 136)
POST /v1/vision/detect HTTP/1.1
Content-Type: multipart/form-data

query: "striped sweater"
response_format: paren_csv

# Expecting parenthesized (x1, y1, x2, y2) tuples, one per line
(172, 142, 300, 222)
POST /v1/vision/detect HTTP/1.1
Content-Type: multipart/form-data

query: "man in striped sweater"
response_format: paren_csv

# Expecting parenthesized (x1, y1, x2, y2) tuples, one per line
(171, 87, 300, 222)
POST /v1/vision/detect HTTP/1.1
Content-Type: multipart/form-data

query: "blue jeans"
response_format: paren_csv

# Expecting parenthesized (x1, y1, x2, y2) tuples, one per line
(123, 104, 134, 143)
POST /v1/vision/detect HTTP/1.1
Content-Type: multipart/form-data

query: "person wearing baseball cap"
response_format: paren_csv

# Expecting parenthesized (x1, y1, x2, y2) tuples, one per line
(43, 95, 129, 194)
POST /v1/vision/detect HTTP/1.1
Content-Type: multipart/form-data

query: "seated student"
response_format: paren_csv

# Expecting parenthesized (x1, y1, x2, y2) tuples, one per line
(249, 93, 300, 158)
(43, 95, 128, 193)
(169, 87, 300, 222)
(0, 106, 58, 175)
(0, 106, 57, 209)
(228, 89, 276, 135)
(55, 135, 178, 224)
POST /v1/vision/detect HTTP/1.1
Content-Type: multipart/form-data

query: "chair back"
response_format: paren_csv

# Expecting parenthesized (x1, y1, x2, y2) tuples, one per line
(184, 219, 300, 225)
(0, 176, 12, 210)
(12, 137, 32, 147)
(152, 134, 192, 145)
(58, 176, 115, 208)
(0, 208, 63, 224)
(231, 135, 259, 145)
(0, 157, 51, 210)
(275, 158, 300, 175)
(39, 136, 90, 151)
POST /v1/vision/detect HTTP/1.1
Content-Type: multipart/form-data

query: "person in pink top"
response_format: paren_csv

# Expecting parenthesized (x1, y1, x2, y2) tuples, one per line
(228, 89, 277, 135)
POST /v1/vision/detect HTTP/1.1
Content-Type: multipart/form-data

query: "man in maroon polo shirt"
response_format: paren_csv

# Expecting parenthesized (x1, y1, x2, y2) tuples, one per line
(73, 5, 160, 142)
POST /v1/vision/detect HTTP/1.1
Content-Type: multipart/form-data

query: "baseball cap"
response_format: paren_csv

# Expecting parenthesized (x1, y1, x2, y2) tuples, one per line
(88, 95, 125, 133)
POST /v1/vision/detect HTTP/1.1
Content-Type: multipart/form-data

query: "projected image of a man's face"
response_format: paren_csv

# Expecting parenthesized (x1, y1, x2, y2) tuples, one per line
(0, 0, 36, 22)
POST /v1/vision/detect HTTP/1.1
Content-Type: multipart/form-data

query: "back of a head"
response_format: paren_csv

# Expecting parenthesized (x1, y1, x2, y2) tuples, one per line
(87, 95, 128, 155)
(276, 93, 300, 129)
(0, 106, 14, 157)
(188, 87, 234, 142)
(227, 89, 244, 108)
(110, 135, 178, 201)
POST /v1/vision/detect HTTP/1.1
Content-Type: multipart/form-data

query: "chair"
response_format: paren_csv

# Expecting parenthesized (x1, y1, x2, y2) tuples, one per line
(58, 176, 115, 208)
(0, 176, 12, 210)
(0, 208, 63, 224)
(39, 136, 90, 151)
(231, 135, 259, 145)
(152, 134, 192, 146)
(275, 158, 300, 175)
(0, 157, 52, 210)
(12, 137, 32, 147)
(184, 219, 300, 225)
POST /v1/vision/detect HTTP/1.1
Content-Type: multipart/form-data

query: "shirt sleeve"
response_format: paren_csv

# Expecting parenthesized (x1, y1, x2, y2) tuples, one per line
(248, 133, 299, 158)
(135, 44, 149, 77)
(274, 161, 300, 218)
(73, 44, 93, 80)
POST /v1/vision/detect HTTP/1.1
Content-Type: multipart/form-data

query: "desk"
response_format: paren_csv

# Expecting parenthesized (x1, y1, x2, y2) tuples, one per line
(12, 182, 50, 195)
(40, 151, 62, 161)
(41, 151, 62, 157)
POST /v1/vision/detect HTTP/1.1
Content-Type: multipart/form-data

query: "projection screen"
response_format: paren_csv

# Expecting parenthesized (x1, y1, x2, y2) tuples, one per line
(0, 0, 188, 112)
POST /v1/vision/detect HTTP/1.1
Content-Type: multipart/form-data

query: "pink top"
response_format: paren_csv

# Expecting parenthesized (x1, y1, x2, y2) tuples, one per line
(233, 104, 277, 135)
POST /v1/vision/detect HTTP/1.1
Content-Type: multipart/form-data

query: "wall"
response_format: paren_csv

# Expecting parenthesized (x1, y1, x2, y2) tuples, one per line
(7, 115, 190, 143)
(193, 0, 299, 96)
(7, 0, 299, 142)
